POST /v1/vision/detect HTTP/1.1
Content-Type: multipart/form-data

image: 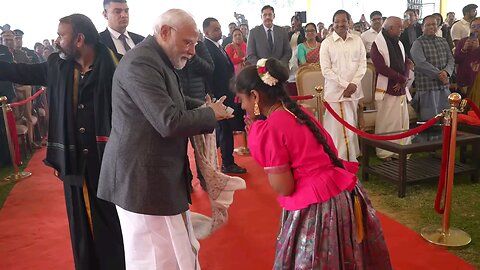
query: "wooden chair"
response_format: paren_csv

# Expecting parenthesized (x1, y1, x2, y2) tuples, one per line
(295, 63, 325, 123)
(359, 62, 377, 132)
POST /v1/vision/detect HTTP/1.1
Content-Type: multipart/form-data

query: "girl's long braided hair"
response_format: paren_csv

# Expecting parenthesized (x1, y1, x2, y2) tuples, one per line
(235, 58, 345, 169)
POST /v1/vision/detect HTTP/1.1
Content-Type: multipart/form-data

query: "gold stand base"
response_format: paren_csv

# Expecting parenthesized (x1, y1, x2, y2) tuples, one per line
(234, 146, 250, 156)
(421, 225, 471, 247)
(2, 171, 32, 183)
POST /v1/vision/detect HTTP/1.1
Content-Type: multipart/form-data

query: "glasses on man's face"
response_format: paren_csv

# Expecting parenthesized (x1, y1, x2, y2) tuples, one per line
(471, 24, 480, 30)
(169, 26, 198, 49)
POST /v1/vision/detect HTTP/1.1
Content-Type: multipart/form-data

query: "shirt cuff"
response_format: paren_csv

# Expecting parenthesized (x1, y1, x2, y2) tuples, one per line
(264, 164, 291, 174)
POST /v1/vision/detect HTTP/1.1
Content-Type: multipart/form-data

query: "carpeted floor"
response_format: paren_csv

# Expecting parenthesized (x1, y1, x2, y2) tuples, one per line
(0, 146, 475, 270)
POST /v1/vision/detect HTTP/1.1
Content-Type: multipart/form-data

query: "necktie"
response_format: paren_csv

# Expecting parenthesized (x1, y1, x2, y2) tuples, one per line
(267, 29, 273, 51)
(118, 34, 131, 52)
(220, 46, 229, 60)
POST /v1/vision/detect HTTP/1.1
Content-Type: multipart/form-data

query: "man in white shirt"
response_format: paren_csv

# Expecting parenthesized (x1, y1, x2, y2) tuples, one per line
(361, 11, 383, 59)
(99, 0, 144, 60)
(320, 10, 366, 161)
(451, 4, 477, 47)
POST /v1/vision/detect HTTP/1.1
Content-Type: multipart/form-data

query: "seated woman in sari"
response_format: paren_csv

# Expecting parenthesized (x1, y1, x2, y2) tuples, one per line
(296, 23, 321, 65)
(454, 17, 480, 107)
(236, 58, 392, 269)
(225, 28, 247, 75)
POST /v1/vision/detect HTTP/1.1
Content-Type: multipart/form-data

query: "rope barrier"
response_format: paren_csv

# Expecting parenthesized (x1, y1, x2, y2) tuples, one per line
(434, 124, 451, 214)
(464, 98, 480, 119)
(9, 88, 45, 108)
(322, 99, 442, 140)
(290, 95, 315, 101)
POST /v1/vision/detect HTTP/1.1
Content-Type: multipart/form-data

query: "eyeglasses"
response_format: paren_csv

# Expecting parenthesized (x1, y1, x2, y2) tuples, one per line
(471, 24, 480, 30)
(169, 26, 198, 49)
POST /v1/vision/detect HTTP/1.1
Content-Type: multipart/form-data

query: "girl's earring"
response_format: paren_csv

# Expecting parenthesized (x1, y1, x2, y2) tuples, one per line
(254, 102, 260, 116)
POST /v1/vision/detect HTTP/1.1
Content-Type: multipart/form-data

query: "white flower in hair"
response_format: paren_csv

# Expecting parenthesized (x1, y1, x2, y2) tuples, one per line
(256, 58, 279, 86)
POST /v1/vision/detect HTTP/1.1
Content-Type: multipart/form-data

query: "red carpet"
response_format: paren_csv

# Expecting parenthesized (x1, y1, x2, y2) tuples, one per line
(0, 144, 475, 270)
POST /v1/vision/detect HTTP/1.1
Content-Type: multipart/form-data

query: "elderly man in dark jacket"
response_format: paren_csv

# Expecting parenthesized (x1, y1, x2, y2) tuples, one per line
(177, 40, 214, 190)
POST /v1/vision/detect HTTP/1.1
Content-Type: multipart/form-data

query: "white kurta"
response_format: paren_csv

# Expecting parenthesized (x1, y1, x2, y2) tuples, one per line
(320, 31, 366, 161)
(116, 207, 200, 270)
(361, 28, 380, 54)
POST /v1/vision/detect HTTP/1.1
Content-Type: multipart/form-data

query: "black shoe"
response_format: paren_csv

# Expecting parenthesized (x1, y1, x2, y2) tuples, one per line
(32, 142, 42, 149)
(221, 163, 247, 174)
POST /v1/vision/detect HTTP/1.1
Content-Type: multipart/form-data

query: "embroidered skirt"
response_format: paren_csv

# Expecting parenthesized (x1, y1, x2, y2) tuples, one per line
(274, 182, 392, 270)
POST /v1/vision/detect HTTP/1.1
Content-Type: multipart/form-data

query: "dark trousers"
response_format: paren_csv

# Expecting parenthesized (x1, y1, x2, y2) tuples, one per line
(216, 119, 234, 167)
(63, 164, 125, 270)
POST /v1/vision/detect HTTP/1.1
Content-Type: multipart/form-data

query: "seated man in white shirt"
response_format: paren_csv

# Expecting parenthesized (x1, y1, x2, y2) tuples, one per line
(99, 0, 144, 60)
(361, 11, 383, 59)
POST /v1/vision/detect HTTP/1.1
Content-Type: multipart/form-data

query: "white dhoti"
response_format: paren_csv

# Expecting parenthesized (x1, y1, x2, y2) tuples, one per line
(374, 94, 411, 159)
(116, 207, 200, 270)
(323, 100, 360, 161)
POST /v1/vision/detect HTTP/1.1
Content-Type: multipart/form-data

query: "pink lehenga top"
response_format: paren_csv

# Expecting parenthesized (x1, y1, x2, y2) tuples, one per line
(248, 108, 358, 211)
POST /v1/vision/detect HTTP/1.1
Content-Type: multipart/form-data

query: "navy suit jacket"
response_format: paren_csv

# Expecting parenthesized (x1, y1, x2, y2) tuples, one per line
(204, 38, 235, 107)
(99, 29, 144, 60)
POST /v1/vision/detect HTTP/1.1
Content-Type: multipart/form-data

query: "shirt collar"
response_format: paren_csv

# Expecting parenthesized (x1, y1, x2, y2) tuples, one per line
(205, 36, 221, 48)
(332, 31, 353, 41)
(107, 26, 131, 40)
(263, 24, 273, 32)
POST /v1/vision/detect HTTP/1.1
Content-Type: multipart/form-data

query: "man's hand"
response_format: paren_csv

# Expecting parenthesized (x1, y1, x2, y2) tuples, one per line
(438, 70, 449, 85)
(207, 96, 234, 120)
(342, 83, 357, 98)
(406, 58, 414, 70)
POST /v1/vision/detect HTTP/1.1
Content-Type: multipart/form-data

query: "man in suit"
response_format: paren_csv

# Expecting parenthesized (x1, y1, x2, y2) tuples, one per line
(247, 5, 292, 67)
(400, 8, 422, 59)
(0, 14, 125, 270)
(97, 9, 233, 269)
(203, 17, 247, 174)
(221, 22, 237, 48)
(99, 0, 144, 60)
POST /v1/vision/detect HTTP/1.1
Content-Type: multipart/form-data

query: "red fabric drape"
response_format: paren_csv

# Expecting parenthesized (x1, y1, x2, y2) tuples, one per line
(434, 124, 451, 214)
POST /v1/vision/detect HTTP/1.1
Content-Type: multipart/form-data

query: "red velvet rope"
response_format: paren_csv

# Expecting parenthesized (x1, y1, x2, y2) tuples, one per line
(434, 124, 451, 214)
(465, 98, 480, 119)
(6, 109, 21, 165)
(290, 95, 315, 101)
(322, 100, 442, 140)
(9, 88, 45, 108)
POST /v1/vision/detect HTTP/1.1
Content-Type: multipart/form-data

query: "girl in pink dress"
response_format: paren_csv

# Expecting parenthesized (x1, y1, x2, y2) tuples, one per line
(235, 58, 392, 269)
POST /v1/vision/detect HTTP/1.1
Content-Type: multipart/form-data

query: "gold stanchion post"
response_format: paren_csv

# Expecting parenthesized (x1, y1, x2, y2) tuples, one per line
(1, 96, 32, 183)
(421, 93, 471, 247)
(314, 85, 324, 124)
(234, 132, 250, 156)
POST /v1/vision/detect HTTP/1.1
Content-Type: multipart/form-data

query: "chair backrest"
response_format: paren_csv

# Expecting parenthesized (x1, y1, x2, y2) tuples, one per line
(295, 63, 324, 110)
(360, 62, 376, 111)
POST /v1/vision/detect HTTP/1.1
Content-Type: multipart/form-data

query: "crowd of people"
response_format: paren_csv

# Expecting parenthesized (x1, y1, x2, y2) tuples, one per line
(0, 0, 479, 269)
